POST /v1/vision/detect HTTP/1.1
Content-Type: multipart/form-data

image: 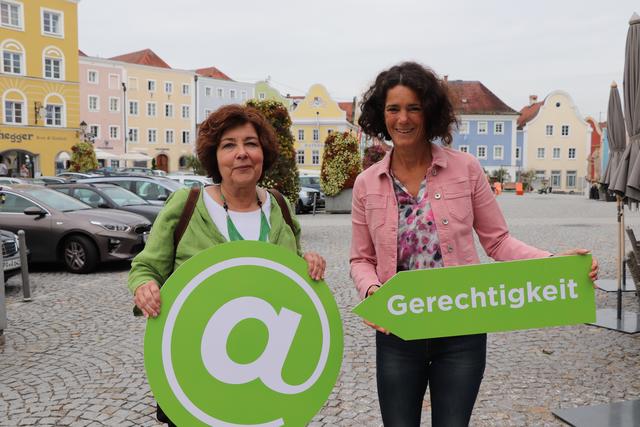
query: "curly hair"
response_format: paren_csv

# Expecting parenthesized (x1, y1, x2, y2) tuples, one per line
(196, 104, 279, 182)
(358, 62, 457, 145)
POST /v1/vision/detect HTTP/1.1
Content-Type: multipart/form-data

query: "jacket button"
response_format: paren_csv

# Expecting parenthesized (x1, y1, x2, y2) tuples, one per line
(447, 245, 454, 253)
(432, 169, 437, 176)
(434, 193, 441, 199)
(442, 218, 449, 225)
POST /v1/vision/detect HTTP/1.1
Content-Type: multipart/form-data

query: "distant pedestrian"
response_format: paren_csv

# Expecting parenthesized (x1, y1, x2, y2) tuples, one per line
(20, 164, 29, 178)
(0, 158, 8, 177)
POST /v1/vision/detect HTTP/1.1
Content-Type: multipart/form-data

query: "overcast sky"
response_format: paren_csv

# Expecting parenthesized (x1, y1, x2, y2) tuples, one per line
(79, 0, 638, 121)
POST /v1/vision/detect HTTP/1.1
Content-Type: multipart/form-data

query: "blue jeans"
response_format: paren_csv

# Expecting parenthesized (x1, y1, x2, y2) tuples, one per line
(376, 332, 487, 427)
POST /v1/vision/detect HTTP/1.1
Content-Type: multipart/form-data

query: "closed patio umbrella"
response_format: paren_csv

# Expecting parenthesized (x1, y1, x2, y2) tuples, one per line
(601, 83, 626, 187)
(621, 13, 640, 199)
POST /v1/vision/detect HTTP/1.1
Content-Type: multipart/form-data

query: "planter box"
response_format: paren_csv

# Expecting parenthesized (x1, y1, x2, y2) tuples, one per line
(325, 188, 353, 214)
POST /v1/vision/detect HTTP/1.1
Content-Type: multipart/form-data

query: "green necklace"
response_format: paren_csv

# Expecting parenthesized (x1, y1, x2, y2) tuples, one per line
(220, 189, 270, 242)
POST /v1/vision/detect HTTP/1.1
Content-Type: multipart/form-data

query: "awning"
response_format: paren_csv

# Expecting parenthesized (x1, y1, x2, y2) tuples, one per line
(120, 152, 152, 161)
(94, 148, 118, 160)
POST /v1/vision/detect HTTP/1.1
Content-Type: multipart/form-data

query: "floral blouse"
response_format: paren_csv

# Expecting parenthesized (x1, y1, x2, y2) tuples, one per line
(392, 173, 444, 272)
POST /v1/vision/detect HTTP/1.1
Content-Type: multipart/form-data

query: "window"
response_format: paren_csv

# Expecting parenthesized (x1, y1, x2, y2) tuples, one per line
(477, 121, 488, 135)
(298, 129, 304, 141)
(108, 74, 120, 89)
(217, 88, 223, 97)
(205, 87, 212, 97)
(535, 170, 546, 182)
(204, 108, 213, 118)
(2, 51, 22, 74)
(164, 81, 173, 93)
(493, 145, 503, 160)
(128, 128, 138, 143)
(259, 92, 266, 100)
(545, 125, 553, 136)
(561, 125, 570, 136)
(566, 170, 577, 188)
(109, 97, 120, 112)
(88, 95, 99, 112)
(494, 122, 504, 135)
(0, 193, 36, 213)
(44, 57, 62, 79)
(551, 170, 561, 188)
(459, 121, 469, 134)
(327, 129, 333, 134)
(45, 104, 62, 126)
(165, 129, 174, 144)
(537, 147, 545, 159)
(459, 145, 469, 153)
(230, 89, 236, 99)
(164, 104, 173, 118)
(313, 129, 319, 141)
(181, 130, 190, 144)
(181, 105, 190, 119)
(90, 125, 99, 139)
(147, 80, 156, 92)
(128, 77, 138, 90)
(129, 100, 139, 116)
(552, 147, 560, 159)
(515, 147, 521, 160)
(1, 1, 22, 29)
(74, 189, 107, 208)
(148, 129, 157, 143)
(312, 150, 320, 165)
(146, 102, 157, 117)
(109, 125, 119, 139)
(4, 100, 23, 124)
(568, 148, 576, 159)
(42, 9, 63, 36)
(181, 83, 189, 95)
(88, 70, 98, 83)
(241, 90, 247, 100)
(296, 149, 305, 164)
(477, 145, 487, 159)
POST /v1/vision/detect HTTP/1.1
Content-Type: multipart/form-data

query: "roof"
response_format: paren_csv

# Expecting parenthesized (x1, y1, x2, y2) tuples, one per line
(447, 81, 518, 116)
(109, 49, 171, 69)
(517, 101, 543, 129)
(195, 66, 233, 81)
(338, 102, 355, 123)
(78, 49, 87, 57)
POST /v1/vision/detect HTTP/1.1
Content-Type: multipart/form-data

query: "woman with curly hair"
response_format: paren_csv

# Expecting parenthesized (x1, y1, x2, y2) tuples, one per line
(351, 62, 598, 426)
(129, 104, 326, 426)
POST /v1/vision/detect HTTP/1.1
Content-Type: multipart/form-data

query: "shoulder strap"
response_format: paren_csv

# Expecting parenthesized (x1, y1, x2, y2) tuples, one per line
(268, 188, 295, 233)
(174, 186, 201, 248)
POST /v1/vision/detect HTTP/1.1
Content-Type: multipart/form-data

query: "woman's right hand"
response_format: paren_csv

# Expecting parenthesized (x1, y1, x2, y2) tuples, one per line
(134, 280, 161, 318)
(364, 285, 389, 334)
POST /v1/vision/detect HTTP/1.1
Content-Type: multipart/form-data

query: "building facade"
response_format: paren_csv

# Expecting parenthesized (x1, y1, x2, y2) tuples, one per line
(195, 66, 254, 125)
(585, 116, 602, 183)
(290, 84, 357, 172)
(0, 0, 80, 176)
(517, 91, 591, 192)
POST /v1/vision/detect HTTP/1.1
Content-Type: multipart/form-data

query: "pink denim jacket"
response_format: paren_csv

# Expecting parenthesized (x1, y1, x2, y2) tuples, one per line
(350, 143, 552, 299)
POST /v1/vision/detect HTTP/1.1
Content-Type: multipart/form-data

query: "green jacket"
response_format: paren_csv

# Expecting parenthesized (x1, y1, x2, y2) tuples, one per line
(128, 187, 302, 294)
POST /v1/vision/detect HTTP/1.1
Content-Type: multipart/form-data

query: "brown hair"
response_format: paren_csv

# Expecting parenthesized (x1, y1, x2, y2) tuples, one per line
(359, 61, 457, 145)
(196, 104, 279, 182)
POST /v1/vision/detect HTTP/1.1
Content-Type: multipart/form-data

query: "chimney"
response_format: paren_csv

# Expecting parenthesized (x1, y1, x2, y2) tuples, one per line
(529, 95, 538, 105)
(443, 75, 448, 82)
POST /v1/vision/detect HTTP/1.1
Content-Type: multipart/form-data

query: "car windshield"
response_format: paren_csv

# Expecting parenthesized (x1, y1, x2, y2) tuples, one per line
(300, 176, 320, 189)
(26, 187, 91, 211)
(155, 178, 184, 191)
(99, 185, 148, 206)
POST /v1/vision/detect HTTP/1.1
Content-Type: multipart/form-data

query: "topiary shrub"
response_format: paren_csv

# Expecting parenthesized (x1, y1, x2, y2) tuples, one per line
(246, 99, 300, 203)
(68, 142, 98, 172)
(320, 131, 361, 197)
(362, 144, 387, 170)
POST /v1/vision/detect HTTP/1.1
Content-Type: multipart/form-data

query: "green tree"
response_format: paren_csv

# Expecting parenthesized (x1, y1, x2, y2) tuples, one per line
(68, 142, 98, 172)
(490, 167, 511, 184)
(320, 132, 362, 197)
(519, 169, 536, 192)
(246, 99, 300, 202)
(184, 154, 206, 175)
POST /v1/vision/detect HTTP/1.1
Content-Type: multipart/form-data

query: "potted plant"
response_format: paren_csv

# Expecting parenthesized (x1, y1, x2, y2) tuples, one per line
(68, 142, 98, 172)
(320, 131, 361, 213)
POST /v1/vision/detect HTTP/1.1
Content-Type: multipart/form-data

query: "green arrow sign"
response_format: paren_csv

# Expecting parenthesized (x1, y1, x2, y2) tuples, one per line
(144, 241, 343, 426)
(353, 255, 595, 340)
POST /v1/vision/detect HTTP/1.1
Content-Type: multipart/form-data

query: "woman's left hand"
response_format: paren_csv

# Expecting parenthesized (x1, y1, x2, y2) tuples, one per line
(556, 248, 599, 282)
(303, 251, 326, 281)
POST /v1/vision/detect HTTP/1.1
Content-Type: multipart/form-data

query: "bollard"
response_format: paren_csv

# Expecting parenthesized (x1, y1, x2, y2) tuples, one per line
(0, 243, 6, 345)
(312, 192, 317, 216)
(18, 230, 31, 302)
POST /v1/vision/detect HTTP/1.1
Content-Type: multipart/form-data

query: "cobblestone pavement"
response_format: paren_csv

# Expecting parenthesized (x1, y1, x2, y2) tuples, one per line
(1, 193, 640, 426)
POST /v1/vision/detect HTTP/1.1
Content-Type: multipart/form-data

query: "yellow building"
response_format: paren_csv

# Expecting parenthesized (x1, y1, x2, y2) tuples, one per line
(290, 84, 357, 172)
(109, 49, 195, 173)
(0, 0, 80, 176)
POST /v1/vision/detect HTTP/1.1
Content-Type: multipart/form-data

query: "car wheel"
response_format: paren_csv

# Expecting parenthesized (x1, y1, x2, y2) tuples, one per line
(63, 235, 98, 274)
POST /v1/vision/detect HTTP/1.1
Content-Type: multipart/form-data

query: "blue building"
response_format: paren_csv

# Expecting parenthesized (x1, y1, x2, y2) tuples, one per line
(448, 80, 520, 180)
(195, 66, 255, 125)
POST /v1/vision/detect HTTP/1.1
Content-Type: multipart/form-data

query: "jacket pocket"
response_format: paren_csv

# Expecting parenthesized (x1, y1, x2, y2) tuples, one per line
(365, 194, 387, 231)
(443, 180, 472, 221)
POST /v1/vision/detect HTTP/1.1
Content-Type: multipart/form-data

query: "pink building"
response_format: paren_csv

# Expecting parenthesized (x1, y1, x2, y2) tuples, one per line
(79, 51, 126, 167)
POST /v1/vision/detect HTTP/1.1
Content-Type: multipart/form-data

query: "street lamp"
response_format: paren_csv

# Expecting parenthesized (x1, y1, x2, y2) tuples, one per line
(79, 121, 94, 144)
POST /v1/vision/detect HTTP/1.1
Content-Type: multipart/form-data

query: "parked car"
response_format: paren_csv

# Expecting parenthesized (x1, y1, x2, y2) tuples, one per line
(119, 167, 167, 177)
(1, 229, 23, 282)
(0, 177, 27, 185)
(167, 174, 212, 188)
(49, 183, 162, 223)
(296, 186, 324, 214)
(78, 175, 183, 205)
(56, 172, 102, 180)
(299, 174, 321, 191)
(0, 184, 151, 273)
(32, 176, 67, 184)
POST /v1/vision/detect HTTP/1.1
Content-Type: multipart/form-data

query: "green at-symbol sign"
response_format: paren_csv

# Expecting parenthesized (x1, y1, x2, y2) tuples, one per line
(144, 241, 344, 426)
